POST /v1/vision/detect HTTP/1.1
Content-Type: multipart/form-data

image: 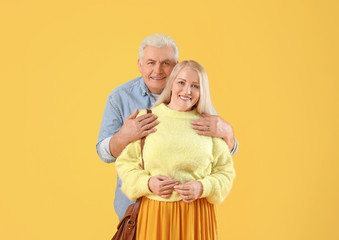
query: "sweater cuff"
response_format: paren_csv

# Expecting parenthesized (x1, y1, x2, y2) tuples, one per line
(197, 178, 213, 199)
(139, 174, 153, 196)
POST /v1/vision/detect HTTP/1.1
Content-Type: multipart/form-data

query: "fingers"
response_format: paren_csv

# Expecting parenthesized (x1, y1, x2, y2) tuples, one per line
(174, 181, 203, 202)
(141, 128, 157, 138)
(159, 189, 174, 198)
(191, 118, 208, 126)
(140, 119, 159, 132)
(156, 175, 179, 190)
(192, 124, 210, 131)
(137, 114, 159, 133)
(175, 188, 196, 203)
(191, 113, 212, 125)
(156, 175, 178, 182)
(127, 109, 139, 119)
(173, 184, 191, 191)
(149, 175, 179, 198)
(137, 113, 158, 124)
(196, 131, 211, 136)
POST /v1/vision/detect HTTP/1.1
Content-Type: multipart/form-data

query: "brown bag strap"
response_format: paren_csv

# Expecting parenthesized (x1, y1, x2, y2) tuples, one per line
(129, 109, 152, 223)
(140, 109, 152, 169)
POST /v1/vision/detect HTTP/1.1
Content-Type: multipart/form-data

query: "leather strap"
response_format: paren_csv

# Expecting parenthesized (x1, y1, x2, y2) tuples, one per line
(129, 109, 152, 224)
(140, 109, 152, 169)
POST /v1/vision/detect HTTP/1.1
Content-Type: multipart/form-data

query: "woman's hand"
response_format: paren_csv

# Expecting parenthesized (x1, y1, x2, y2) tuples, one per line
(174, 181, 203, 203)
(148, 175, 179, 198)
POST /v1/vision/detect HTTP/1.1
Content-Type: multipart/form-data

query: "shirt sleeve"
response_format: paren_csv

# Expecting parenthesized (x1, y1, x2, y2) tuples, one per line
(198, 138, 236, 204)
(115, 139, 152, 201)
(230, 137, 238, 156)
(212, 106, 239, 157)
(96, 95, 122, 163)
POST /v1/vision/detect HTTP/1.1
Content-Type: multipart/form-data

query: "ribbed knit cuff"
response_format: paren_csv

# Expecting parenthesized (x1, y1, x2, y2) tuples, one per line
(138, 174, 153, 196)
(197, 178, 213, 199)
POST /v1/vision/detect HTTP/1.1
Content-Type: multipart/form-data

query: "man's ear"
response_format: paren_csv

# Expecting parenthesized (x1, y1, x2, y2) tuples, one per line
(137, 59, 142, 73)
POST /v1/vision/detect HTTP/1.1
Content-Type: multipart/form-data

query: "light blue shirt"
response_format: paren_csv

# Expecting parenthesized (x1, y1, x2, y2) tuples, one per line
(96, 76, 238, 220)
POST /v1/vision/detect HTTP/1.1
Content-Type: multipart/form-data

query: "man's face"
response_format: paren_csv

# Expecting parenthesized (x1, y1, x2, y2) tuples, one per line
(138, 45, 177, 94)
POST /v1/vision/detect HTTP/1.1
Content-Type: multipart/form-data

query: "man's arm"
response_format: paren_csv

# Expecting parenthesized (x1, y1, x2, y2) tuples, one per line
(96, 96, 159, 163)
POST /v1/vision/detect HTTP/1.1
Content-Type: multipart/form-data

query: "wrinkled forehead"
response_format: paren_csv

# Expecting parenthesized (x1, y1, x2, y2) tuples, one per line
(142, 45, 176, 62)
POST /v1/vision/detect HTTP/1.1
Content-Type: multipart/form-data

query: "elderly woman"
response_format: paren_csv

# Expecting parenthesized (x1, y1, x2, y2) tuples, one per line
(115, 60, 235, 239)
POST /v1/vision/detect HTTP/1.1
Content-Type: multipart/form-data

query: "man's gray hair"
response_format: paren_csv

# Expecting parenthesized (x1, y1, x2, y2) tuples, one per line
(138, 33, 179, 62)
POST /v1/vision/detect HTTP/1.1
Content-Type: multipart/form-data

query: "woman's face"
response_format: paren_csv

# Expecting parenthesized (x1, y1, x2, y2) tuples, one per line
(167, 67, 200, 112)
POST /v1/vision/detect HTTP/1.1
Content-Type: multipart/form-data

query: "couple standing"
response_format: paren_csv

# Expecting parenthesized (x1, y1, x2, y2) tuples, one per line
(97, 34, 237, 239)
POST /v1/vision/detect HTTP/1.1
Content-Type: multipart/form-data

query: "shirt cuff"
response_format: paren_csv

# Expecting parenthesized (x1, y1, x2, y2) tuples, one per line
(230, 137, 238, 156)
(98, 136, 116, 163)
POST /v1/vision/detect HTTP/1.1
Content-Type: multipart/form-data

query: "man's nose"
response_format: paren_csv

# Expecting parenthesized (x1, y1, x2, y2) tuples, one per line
(153, 63, 163, 74)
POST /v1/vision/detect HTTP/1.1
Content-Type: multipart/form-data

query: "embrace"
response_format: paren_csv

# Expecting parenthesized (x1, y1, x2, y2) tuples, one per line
(97, 34, 237, 239)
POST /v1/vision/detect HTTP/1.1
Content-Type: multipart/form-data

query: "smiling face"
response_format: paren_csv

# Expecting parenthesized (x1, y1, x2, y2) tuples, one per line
(138, 45, 177, 94)
(167, 66, 200, 112)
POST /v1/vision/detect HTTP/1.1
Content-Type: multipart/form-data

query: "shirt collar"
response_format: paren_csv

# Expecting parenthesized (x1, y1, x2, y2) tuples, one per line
(139, 76, 152, 97)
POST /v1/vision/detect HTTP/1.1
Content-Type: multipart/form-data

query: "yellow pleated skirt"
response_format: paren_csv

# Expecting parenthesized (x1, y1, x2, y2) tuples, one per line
(136, 197, 218, 240)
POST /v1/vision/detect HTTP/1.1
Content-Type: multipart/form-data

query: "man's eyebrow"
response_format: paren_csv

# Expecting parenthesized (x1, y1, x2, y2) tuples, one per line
(146, 59, 173, 62)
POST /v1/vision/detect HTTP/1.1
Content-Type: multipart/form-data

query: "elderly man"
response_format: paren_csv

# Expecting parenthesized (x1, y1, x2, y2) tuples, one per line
(96, 33, 238, 220)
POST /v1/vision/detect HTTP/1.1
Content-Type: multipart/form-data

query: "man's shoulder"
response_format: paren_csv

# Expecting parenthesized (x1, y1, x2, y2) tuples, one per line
(108, 76, 144, 99)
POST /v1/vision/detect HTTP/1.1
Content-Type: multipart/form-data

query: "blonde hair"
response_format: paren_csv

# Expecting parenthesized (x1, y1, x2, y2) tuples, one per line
(139, 33, 179, 62)
(153, 60, 213, 114)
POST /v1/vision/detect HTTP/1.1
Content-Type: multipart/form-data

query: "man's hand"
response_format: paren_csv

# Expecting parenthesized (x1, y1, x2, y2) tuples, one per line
(192, 113, 235, 151)
(110, 109, 159, 157)
(148, 175, 179, 198)
(120, 109, 159, 143)
(174, 181, 203, 203)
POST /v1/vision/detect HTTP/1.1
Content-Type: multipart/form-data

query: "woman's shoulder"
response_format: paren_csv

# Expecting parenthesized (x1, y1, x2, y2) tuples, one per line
(212, 136, 230, 153)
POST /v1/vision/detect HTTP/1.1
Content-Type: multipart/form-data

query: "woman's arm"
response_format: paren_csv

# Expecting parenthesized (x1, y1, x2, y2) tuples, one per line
(197, 138, 236, 204)
(116, 129, 179, 200)
(115, 139, 152, 201)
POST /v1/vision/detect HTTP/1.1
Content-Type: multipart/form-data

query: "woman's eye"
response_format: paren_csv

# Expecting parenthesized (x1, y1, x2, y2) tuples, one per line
(178, 81, 185, 85)
(192, 84, 199, 88)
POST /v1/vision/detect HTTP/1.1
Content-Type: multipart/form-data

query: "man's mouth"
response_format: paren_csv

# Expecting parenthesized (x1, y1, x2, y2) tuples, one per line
(150, 77, 166, 80)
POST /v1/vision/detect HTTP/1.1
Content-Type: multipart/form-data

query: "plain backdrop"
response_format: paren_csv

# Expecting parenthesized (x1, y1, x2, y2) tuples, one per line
(1, 0, 338, 239)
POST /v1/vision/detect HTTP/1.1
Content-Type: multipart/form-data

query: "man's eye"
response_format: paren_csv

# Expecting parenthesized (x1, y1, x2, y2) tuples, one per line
(163, 62, 169, 65)
(147, 62, 154, 65)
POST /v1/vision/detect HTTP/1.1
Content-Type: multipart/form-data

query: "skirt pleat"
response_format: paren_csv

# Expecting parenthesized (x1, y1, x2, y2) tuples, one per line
(136, 197, 218, 240)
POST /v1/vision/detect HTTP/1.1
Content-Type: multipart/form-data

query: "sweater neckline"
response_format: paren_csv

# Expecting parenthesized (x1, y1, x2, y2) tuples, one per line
(157, 103, 199, 117)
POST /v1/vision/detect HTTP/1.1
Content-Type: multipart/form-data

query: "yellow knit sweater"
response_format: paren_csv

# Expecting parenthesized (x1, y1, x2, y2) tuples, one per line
(115, 103, 235, 204)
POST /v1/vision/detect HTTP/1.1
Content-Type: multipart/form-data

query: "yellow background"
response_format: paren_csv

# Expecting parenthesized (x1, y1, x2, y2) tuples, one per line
(1, 0, 338, 239)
